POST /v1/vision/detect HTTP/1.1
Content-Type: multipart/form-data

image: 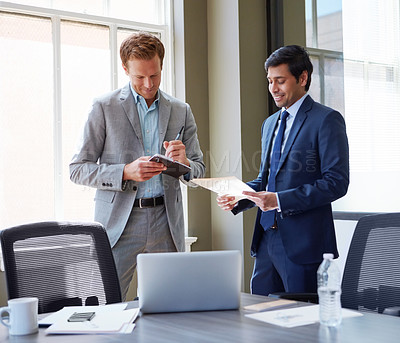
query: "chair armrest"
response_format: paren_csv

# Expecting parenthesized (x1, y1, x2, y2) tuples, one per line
(268, 292, 319, 304)
(383, 306, 400, 316)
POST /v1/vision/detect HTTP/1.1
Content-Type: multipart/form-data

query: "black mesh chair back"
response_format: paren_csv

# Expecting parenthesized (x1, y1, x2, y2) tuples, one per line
(341, 213, 400, 313)
(0, 221, 122, 314)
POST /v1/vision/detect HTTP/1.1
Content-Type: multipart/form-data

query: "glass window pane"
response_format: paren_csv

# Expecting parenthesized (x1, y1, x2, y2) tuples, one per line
(306, 0, 343, 51)
(308, 56, 321, 103)
(324, 57, 344, 115)
(316, 0, 343, 51)
(53, 0, 104, 16)
(307, 1, 400, 213)
(117, 28, 139, 89)
(7, 0, 167, 25)
(61, 21, 111, 221)
(0, 2, 173, 226)
(305, 0, 314, 48)
(0, 12, 54, 228)
(109, 0, 166, 25)
(116, 29, 166, 91)
(332, 0, 400, 212)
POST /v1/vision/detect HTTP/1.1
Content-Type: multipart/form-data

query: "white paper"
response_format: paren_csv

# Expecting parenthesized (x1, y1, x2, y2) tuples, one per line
(45, 308, 139, 334)
(243, 299, 296, 312)
(192, 176, 255, 203)
(245, 305, 363, 328)
(39, 303, 128, 327)
(119, 323, 136, 334)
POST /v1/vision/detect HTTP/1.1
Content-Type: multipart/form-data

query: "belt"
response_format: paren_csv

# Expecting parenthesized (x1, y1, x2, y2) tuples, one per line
(133, 196, 164, 208)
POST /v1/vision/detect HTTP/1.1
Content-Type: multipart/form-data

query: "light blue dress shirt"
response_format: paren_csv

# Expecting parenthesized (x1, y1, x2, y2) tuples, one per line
(130, 84, 164, 198)
(273, 93, 308, 210)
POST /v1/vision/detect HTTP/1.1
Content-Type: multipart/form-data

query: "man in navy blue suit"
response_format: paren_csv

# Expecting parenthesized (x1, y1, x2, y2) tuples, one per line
(217, 45, 349, 296)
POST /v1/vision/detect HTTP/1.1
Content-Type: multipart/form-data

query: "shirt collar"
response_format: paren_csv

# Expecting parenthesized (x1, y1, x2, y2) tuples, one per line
(283, 93, 308, 118)
(129, 83, 160, 106)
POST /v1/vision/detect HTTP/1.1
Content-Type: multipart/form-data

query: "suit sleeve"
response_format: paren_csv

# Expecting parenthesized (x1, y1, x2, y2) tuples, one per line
(232, 118, 271, 214)
(179, 103, 206, 185)
(69, 101, 127, 191)
(278, 111, 349, 216)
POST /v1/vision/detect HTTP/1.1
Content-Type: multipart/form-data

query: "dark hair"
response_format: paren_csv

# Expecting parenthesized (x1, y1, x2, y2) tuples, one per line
(264, 45, 313, 91)
(120, 31, 165, 68)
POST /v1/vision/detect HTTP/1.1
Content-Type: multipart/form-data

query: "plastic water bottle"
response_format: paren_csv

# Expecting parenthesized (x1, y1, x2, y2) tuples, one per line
(317, 253, 342, 326)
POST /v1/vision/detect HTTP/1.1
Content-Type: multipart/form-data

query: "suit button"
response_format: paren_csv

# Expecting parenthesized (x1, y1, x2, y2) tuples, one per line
(133, 186, 137, 191)
(109, 183, 113, 187)
(102, 183, 106, 186)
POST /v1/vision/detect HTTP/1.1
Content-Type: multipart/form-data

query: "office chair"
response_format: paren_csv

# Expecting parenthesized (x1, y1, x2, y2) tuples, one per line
(0, 221, 122, 314)
(341, 212, 400, 315)
(271, 213, 400, 316)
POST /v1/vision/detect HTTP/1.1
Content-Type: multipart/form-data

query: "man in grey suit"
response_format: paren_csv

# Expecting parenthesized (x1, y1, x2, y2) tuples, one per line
(70, 32, 205, 300)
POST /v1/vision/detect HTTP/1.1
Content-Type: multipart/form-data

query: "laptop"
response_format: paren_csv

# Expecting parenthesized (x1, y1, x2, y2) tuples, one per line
(137, 250, 242, 313)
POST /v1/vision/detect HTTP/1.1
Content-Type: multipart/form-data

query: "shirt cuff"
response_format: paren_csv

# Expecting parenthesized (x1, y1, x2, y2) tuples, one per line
(276, 192, 282, 212)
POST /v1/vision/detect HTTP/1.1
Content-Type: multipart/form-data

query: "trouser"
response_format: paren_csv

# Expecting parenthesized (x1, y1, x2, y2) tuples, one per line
(111, 204, 176, 301)
(250, 227, 320, 296)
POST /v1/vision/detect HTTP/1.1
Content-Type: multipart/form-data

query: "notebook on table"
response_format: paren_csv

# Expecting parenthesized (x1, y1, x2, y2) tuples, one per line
(137, 250, 242, 314)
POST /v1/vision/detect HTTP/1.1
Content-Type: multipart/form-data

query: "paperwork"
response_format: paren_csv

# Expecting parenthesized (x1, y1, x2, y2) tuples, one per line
(39, 303, 128, 326)
(192, 176, 255, 203)
(40, 304, 139, 335)
(245, 304, 363, 328)
(243, 299, 296, 312)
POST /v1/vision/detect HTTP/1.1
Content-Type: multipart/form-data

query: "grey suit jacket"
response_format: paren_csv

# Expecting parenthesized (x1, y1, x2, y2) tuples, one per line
(69, 84, 205, 251)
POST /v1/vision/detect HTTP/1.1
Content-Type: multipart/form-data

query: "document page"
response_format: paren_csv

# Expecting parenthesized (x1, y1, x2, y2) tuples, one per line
(192, 176, 255, 203)
(245, 305, 363, 328)
(39, 303, 128, 327)
(45, 308, 139, 334)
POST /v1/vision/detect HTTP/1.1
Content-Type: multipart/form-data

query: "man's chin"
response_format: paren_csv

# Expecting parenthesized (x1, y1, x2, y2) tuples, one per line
(142, 92, 157, 102)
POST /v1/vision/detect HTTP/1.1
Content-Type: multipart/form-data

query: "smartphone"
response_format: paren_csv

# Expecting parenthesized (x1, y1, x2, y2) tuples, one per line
(67, 312, 96, 322)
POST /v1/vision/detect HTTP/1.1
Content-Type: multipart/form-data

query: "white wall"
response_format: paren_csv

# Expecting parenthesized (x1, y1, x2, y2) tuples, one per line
(334, 219, 357, 280)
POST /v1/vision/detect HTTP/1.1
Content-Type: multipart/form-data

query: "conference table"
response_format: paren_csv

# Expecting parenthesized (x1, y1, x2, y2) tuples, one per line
(1, 293, 399, 342)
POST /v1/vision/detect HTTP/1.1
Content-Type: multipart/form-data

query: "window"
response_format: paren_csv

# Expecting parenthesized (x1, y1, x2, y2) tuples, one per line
(0, 1, 172, 228)
(305, 0, 400, 213)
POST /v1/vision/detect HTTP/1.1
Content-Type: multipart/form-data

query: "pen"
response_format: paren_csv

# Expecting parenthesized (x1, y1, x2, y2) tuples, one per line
(175, 126, 184, 140)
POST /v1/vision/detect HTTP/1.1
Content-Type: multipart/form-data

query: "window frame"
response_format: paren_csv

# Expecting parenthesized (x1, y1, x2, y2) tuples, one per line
(305, 0, 400, 215)
(306, 47, 343, 110)
(0, 1, 174, 222)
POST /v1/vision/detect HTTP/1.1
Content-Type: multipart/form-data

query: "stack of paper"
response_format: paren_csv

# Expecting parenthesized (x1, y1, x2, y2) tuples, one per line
(243, 299, 296, 312)
(245, 304, 363, 328)
(41, 304, 139, 334)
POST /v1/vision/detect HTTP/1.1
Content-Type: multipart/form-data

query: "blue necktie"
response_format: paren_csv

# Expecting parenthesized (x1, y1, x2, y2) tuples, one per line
(260, 110, 289, 230)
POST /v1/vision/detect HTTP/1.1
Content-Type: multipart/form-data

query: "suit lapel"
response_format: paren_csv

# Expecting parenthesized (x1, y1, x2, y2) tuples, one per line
(120, 84, 143, 143)
(263, 114, 280, 169)
(158, 91, 171, 151)
(261, 113, 280, 189)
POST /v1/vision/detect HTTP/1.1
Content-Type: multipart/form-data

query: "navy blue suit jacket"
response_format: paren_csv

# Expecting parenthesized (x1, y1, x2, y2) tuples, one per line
(233, 95, 349, 265)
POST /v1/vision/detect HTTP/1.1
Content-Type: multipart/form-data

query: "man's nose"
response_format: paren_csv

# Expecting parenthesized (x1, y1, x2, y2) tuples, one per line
(269, 81, 279, 93)
(144, 77, 153, 89)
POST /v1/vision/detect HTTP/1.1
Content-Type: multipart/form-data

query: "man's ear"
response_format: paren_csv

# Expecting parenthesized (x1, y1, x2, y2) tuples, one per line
(122, 63, 129, 75)
(299, 70, 308, 87)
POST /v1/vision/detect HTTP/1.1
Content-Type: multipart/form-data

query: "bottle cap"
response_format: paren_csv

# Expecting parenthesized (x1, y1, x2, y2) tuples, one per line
(323, 253, 334, 260)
